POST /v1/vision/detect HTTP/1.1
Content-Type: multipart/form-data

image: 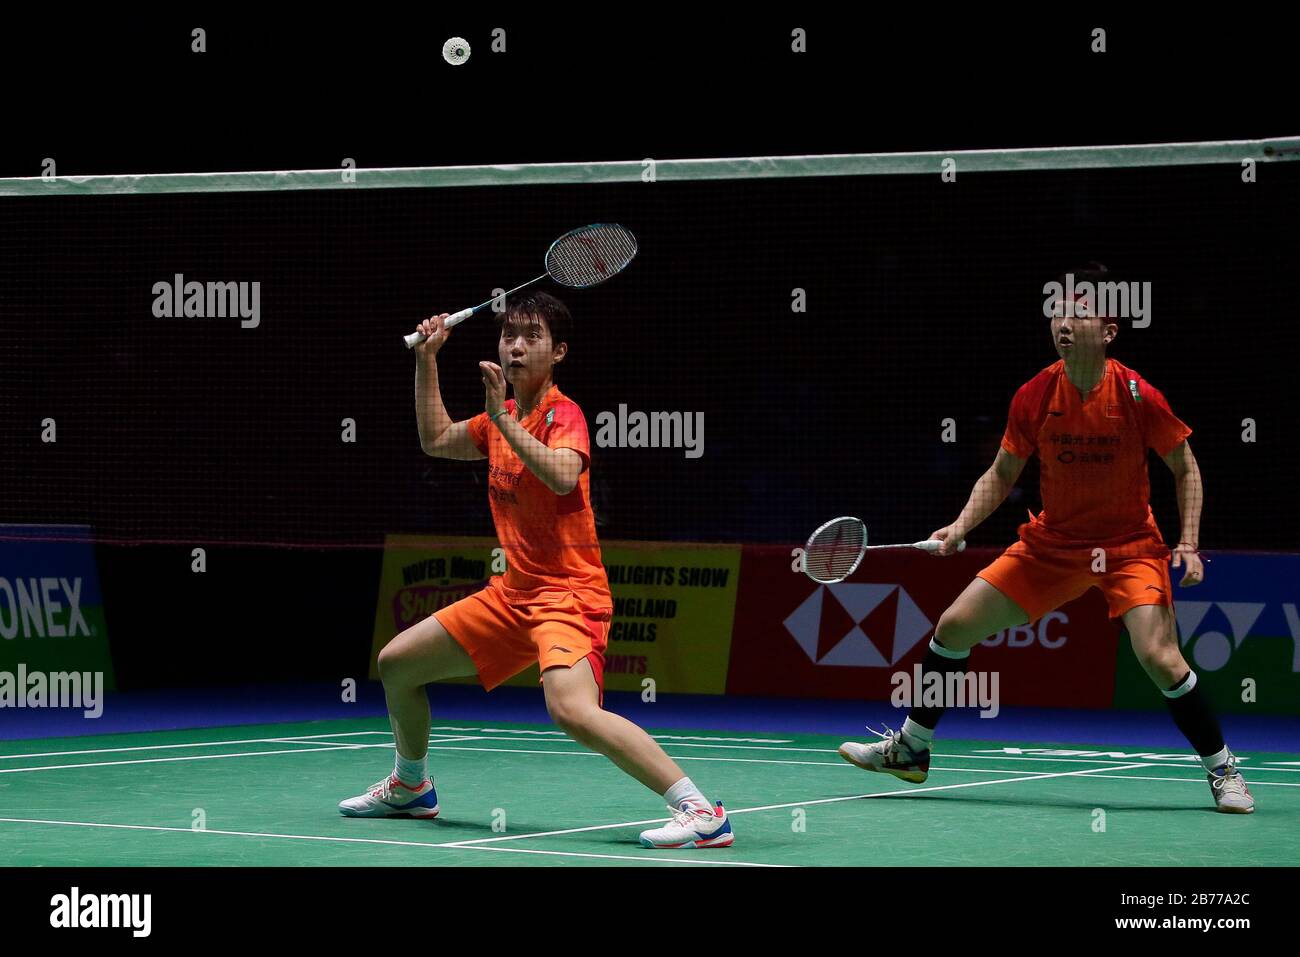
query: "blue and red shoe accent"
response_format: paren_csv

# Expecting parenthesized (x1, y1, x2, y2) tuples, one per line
(640, 801, 734, 849)
(338, 774, 440, 819)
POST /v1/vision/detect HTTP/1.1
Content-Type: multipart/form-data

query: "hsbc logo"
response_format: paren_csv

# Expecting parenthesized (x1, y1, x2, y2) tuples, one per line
(784, 584, 932, 667)
(981, 612, 1070, 649)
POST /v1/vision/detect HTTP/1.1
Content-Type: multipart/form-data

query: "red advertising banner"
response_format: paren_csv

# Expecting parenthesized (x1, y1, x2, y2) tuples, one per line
(726, 545, 1119, 708)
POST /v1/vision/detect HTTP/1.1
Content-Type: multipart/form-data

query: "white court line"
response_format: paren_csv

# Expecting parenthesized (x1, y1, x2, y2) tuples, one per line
(412, 735, 1300, 769)
(5, 727, 1297, 786)
(950, 754, 1300, 773)
(0, 733, 480, 769)
(6, 729, 1297, 772)
(444, 844, 786, 866)
(446, 739, 1300, 770)
(416, 743, 1300, 780)
(0, 816, 781, 868)
(0, 733, 1258, 781)
(433, 763, 1151, 847)
(262, 738, 364, 749)
(0, 745, 381, 775)
(4, 726, 1296, 784)
(0, 730, 390, 762)
(1086, 773, 1300, 788)
(0, 737, 1082, 778)
(941, 752, 1254, 767)
(432, 726, 794, 744)
(419, 744, 1057, 775)
(268, 735, 485, 748)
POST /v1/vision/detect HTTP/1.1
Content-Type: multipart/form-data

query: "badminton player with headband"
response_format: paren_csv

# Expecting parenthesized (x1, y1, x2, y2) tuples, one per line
(833, 264, 1253, 813)
(341, 225, 735, 849)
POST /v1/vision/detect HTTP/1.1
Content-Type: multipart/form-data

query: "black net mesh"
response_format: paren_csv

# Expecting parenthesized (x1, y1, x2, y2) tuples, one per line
(1, 161, 1295, 549)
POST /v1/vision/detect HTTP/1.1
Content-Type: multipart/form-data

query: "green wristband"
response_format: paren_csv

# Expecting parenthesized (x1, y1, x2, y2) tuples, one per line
(490, 409, 509, 423)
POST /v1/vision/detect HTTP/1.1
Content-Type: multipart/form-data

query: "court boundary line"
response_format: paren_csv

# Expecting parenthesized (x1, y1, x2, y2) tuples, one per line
(0, 761, 1163, 864)
(1086, 773, 1300, 788)
(3, 754, 1290, 865)
(0, 816, 785, 868)
(4, 729, 1297, 771)
(432, 763, 1152, 847)
(4, 731, 1299, 781)
(0, 730, 392, 761)
(0, 736, 486, 775)
(0, 741, 1077, 777)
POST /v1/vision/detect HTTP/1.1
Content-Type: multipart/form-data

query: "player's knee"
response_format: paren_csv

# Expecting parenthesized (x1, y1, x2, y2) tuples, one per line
(545, 696, 575, 730)
(376, 639, 411, 684)
(1134, 641, 1186, 683)
(546, 697, 597, 738)
(934, 609, 981, 652)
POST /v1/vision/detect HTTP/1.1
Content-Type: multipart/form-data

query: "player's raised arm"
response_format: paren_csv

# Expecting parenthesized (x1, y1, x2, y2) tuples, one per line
(929, 447, 1028, 555)
(478, 361, 584, 495)
(1161, 439, 1205, 586)
(414, 314, 486, 461)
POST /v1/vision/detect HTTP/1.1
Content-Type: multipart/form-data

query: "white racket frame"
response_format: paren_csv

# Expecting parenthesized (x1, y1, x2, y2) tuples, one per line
(803, 515, 965, 583)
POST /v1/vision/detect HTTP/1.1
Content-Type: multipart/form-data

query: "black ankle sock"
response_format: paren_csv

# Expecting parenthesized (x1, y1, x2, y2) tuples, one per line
(908, 644, 969, 730)
(1164, 673, 1226, 758)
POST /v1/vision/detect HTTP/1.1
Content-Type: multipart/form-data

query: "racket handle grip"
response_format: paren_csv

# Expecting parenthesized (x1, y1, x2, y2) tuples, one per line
(403, 307, 476, 349)
(444, 307, 474, 329)
(917, 539, 967, 553)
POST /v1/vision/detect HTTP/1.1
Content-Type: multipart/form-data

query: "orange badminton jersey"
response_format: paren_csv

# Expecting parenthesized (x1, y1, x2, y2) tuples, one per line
(1001, 358, 1191, 560)
(466, 385, 612, 612)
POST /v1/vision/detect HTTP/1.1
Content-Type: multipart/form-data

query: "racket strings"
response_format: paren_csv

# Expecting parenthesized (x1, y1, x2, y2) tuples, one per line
(806, 519, 865, 582)
(546, 225, 637, 287)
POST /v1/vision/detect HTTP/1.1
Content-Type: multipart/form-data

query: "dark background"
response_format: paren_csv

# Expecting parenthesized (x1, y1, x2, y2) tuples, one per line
(1, 14, 1294, 689)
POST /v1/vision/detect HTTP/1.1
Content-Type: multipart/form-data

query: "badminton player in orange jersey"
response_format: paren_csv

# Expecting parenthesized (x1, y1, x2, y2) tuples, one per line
(339, 292, 733, 848)
(839, 264, 1254, 813)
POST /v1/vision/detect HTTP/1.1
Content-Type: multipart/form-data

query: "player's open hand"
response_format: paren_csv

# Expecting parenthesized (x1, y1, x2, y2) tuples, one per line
(1171, 544, 1204, 587)
(414, 314, 452, 356)
(928, 524, 966, 557)
(480, 361, 507, 417)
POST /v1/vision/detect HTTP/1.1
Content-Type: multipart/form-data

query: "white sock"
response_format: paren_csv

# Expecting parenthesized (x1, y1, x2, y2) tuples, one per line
(901, 717, 935, 752)
(663, 776, 710, 811)
(394, 752, 428, 786)
(1201, 746, 1230, 773)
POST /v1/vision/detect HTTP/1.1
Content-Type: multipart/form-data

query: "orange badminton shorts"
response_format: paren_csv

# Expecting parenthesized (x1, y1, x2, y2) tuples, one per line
(434, 576, 612, 694)
(977, 540, 1174, 622)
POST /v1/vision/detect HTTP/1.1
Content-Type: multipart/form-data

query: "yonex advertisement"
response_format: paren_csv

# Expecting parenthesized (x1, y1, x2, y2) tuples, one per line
(0, 525, 115, 712)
